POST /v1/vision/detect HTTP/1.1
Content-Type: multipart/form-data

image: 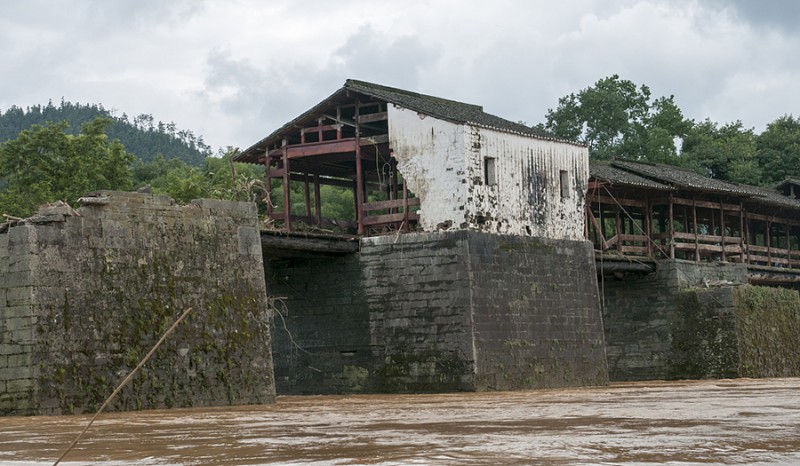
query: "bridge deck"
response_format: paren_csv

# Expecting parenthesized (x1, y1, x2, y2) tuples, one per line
(260, 229, 360, 258)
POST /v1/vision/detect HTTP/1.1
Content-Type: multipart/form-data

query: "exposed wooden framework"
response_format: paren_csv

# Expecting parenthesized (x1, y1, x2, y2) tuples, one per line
(256, 95, 418, 235)
(586, 183, 800, 269)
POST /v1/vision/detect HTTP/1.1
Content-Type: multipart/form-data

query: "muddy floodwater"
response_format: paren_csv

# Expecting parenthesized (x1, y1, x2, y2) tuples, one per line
(1, 378, 799, 465)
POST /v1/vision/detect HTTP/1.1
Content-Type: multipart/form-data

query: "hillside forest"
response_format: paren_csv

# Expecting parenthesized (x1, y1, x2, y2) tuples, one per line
(1, 75, 799, 220)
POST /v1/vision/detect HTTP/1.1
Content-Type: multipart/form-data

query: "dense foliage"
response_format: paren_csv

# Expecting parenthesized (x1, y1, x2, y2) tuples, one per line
(0, 118, 134, 217)
(0, 100, 211, 166)
(542, 75, 800, 186)
(543, 74, 693, 163)
(0, 116, 266, 218)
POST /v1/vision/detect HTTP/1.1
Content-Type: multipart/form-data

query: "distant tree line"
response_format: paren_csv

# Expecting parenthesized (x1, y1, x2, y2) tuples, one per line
(0, 100, 211, 167)
(541, 74, 800, 186)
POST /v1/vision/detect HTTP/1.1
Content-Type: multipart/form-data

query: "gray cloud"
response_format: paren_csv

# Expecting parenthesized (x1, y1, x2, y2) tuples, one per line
(715, 0, 800, 33)
(196, 26, 443, 148)
(3, 0, 800, 150)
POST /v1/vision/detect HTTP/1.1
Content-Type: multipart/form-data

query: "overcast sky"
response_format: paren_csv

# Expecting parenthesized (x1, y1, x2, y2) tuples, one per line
(2, 0, 799, 152)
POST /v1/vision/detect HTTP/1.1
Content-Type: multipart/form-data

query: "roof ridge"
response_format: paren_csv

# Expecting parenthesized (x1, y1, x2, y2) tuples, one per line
(345, 79, 484, 112)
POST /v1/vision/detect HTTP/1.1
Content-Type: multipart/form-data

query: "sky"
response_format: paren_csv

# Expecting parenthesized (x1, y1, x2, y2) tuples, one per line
(2, 0, 800, 152)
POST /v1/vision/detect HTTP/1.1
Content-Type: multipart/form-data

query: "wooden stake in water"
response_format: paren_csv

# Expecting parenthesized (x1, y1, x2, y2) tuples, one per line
(53, 306, 193, 466)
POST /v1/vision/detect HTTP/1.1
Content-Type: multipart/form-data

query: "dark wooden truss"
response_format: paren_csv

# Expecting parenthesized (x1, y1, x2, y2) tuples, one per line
(257, 93, 418, 236)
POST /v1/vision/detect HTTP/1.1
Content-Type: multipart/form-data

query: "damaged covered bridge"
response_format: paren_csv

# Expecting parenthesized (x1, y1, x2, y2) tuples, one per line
(235, 79, 609, 394)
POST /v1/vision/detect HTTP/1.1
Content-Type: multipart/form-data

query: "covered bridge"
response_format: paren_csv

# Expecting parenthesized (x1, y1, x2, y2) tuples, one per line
(235, 79, 588, 240)
(587, 160, 800, 270)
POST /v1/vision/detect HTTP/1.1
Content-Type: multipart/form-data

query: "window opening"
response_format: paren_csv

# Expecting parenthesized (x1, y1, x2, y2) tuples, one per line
(560, 170, 570, 199)
(484, 157, 497, 186)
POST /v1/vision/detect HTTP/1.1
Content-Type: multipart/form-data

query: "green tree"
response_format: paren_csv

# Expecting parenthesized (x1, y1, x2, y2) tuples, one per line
(0, 118, 134, 217)
(756, 115, 800, 185)
(131, 148, 267, 205)
(681, 120, 762, 185)
(0, 101, 211, 166)
(544, 74, 692, 162)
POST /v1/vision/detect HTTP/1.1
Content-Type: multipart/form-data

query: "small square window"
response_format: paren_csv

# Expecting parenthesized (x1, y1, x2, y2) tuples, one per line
(484, 157, 497, 186)
(559, 170, 570, 199)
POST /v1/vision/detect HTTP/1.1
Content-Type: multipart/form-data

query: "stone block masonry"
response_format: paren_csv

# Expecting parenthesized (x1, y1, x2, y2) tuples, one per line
(600, 260, 748, 381)
(0, 192, 276, 416)
(266, 230, 608, 394)
(601, 259, 800, 381)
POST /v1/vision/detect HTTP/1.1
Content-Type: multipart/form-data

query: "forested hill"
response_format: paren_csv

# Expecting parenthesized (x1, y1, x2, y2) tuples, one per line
(0, 100, 212, 166)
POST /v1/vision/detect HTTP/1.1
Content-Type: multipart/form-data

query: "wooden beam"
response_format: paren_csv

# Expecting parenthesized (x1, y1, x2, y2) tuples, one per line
(363, 211, 420, 227)
(588, 195, 647, 208)
(362, 197, 420, 212)
(359, 134, 390, 146)
(260, 231, 359, 257)
(672, 197, 741, 211)
(357, 111, 388, 124)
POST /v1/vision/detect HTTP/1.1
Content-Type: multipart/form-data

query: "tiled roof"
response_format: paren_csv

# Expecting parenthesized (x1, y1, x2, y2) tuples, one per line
(746, 184, 800, 209)
(610, 160, 766, 197)
(597, 160, 800, 209)
(344, 80, 557, 139)
(589, 162, 673, 191)
(236, 79, 578, 163)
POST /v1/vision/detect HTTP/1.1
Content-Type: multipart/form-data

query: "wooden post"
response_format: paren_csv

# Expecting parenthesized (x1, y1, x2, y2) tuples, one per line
(265, 155, 273, 220)
(669, 194, 675, 259)
(584, 200, 590, 242)
(786, 222, 792, 269)
(355, 101, 365, 235)
(720, 201, 726, 262)
(766, 219, 772, 265)
(336, 106, 342, 140)
(739, 202, 745, 263)
(615, 205, 622, 253)
(282, 139, 291, 232)
(601, 206, 609, 248)
(744, 209, 751, 264)
(693, 198, 699, 262)
(314, 174, 322, 225)
(402, 177, 410, 232)
(304, 174, 311, 219)
(645, 198, 653, 258)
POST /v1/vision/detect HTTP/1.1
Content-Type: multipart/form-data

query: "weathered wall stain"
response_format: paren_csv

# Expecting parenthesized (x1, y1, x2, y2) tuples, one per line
(388, 105, 588, 239)
(267, 230, 608, 395)
(0, 192, 275, 416)
(601, 259, 800, 381)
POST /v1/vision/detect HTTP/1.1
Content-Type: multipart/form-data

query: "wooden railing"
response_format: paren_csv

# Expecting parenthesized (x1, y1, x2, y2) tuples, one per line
(361, 197, 420, 228)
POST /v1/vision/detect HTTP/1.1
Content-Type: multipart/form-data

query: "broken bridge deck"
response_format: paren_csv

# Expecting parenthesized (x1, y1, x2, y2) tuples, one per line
(260, 229, 360, 258)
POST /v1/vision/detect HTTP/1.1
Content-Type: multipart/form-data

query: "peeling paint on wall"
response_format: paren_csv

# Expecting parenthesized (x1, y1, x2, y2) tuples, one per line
(388, 105, 588, 240)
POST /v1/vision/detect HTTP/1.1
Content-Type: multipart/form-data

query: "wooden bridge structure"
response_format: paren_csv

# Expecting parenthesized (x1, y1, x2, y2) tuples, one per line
(587, 161, 800, 286)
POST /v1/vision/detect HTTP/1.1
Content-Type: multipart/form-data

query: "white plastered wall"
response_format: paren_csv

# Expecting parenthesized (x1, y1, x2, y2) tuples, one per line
(388, 104, 470, 230)
(387, 104, 588, 240)
(465, 126, 588, 240)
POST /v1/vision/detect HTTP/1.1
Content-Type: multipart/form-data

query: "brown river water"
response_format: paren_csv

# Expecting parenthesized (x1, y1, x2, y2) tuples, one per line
(1, 378, 799, 465)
